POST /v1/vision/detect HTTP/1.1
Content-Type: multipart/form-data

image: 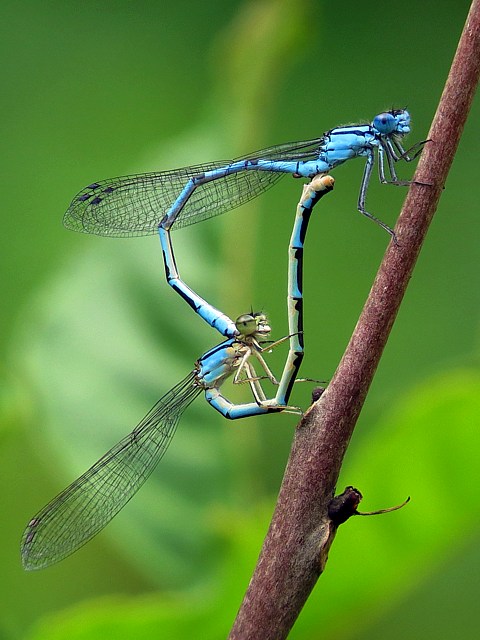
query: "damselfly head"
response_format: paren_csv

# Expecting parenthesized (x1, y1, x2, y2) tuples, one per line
(235, 312, 271, 338)
(373, 109, 411, 137)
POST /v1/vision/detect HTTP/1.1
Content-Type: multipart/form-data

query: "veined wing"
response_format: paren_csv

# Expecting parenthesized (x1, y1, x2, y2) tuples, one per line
(63, 137, 323, 237)
(21, 374, 201, 570)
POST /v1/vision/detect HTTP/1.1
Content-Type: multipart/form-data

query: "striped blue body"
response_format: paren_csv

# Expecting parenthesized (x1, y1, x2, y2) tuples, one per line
(64, 109, 421, 237)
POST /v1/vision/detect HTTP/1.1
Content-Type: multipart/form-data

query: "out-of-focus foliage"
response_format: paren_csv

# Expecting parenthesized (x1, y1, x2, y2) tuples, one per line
(1, 0, 478, 639)
(22, 370, 480, 639)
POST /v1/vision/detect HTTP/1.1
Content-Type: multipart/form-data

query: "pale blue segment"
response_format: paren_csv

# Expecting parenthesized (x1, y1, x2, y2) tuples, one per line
(205, 388, 274, 419)
(158, 226, 238, 337)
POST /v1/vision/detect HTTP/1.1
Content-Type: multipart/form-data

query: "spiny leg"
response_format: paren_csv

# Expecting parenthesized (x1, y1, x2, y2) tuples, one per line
(390, 138, 429, 162)
(378, 142, 414, 188)
(233, 347, 279, 387)
(235, 358, 269, 404)
(231, 328, 301, 411)
(358, 151, 397, 240)
(388, 138, 432, 187)
(379, 142, 401, 183)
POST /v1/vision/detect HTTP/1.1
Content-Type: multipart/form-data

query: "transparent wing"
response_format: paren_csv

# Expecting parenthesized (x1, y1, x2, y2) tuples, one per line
(21, 373, 201, 570)
(63, 137, 324, 237)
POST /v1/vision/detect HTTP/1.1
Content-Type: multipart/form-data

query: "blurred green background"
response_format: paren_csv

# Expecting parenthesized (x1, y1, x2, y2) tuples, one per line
(1, 0, 479, 638)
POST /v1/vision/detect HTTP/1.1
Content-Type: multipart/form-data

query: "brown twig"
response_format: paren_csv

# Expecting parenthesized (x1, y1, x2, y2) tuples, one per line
(229, 2, 480, 638)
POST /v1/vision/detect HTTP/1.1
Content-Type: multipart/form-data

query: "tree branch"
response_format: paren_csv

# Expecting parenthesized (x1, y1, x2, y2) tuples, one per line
(229, 2, 480, 638)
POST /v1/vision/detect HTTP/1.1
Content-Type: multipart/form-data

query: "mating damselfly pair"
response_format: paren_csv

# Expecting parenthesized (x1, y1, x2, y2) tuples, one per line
(22, 109, 424, 570)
